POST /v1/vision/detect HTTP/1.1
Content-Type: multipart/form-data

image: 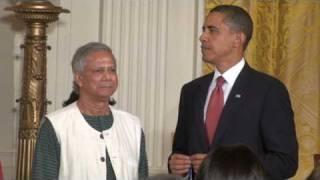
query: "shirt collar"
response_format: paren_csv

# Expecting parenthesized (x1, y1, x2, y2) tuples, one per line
(213, 58, 245, 85)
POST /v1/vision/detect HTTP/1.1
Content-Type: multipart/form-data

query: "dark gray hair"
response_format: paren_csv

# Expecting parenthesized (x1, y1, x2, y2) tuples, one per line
(71, 42, 116, 93)
(71, 42, 116, 73)
(210, 5, 253, 49)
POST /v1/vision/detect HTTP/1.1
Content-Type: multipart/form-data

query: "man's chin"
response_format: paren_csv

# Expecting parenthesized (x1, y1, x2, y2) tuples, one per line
(95, 92, 115, 100)
(94, 95, 110, 102)
(202, 57, 214, 64)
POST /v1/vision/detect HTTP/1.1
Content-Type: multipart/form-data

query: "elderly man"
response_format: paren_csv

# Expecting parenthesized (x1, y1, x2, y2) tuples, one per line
(32, 42, 148, 180)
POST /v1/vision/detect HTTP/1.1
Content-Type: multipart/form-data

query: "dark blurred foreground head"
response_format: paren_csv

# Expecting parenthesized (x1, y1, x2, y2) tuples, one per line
(196, 144, 267, 180)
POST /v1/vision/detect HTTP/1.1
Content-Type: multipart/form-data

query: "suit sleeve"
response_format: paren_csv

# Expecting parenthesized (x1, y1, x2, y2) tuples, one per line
(260, 81, 298, 179)
(172, 85, 189, 154)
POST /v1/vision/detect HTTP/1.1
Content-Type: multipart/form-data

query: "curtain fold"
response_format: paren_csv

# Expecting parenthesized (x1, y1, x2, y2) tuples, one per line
(204, 1, 320, 179)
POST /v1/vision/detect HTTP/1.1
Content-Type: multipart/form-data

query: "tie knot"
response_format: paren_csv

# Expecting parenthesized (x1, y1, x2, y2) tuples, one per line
(216, 76, 225, 87)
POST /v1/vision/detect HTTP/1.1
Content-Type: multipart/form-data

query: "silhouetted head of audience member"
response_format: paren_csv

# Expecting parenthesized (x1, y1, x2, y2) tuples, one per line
(62, 90, 116, 107)
(146, 174, 184, 180)
(196, 144, 267, 180)
(307, 166, 320, 180)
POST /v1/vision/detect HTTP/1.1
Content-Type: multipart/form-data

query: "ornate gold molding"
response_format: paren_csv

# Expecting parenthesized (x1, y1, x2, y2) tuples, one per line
(5, 1, 69, 180)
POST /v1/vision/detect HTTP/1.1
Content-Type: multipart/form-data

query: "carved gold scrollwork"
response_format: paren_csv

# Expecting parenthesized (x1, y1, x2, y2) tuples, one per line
(19, 129, 38, 139)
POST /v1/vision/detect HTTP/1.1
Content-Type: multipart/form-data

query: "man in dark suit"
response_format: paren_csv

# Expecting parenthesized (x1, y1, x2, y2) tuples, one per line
(169, 5, 298, 180)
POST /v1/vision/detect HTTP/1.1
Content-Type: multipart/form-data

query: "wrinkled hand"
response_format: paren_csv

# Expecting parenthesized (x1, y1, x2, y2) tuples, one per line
(169, 153, 191, 176)
(190, 153, 207, 174)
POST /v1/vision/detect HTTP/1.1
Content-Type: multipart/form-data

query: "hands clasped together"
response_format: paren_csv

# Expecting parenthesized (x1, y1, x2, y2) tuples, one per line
(169, 153, 207, 176)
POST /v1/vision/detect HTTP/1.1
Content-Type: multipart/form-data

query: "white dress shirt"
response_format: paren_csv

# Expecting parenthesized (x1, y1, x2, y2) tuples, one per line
(203, 58, 245, 122)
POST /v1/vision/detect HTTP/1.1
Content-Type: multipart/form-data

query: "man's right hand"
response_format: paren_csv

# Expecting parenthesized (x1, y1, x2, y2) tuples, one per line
(168, 153, 191, 176)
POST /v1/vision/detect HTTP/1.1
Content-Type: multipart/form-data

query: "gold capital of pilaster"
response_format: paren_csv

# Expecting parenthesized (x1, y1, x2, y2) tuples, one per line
(5, 1, 69, 23)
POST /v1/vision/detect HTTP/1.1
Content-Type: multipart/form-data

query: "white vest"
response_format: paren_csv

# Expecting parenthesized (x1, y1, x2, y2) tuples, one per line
(47, 102, 142, 180)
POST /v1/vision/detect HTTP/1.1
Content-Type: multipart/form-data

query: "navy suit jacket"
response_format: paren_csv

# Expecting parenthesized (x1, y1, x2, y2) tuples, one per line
(172, 63, 298, 179)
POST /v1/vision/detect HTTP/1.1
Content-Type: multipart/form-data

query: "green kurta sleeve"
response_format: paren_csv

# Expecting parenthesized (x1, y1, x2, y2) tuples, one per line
(139, 130, 149, 179)
(32, 118, 60, 180)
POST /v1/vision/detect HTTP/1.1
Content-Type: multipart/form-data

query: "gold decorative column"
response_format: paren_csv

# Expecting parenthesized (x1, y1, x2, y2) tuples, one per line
(5, 1, 69, 180)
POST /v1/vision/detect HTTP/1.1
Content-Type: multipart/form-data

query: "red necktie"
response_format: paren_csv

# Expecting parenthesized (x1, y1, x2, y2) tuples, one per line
(206, 76, 225, 144)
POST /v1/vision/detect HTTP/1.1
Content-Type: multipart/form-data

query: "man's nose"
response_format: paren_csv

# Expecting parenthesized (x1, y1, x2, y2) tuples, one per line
(102, 71, 112, 80)
(199, 32, 207, 42)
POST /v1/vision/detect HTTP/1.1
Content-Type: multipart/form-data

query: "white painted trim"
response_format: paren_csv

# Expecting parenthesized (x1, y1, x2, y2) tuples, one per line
(195, 0, 205, 78)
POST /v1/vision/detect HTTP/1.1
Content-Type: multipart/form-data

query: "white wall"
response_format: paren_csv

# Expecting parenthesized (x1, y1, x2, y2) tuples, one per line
(0, 1, 18, 180)
(0, 0, 204, 178)
(99, 0, 203, 173)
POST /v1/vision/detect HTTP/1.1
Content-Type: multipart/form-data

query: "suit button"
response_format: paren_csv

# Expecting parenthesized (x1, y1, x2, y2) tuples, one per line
(101, 157, 105, 162)
(100, 134, 104, 139)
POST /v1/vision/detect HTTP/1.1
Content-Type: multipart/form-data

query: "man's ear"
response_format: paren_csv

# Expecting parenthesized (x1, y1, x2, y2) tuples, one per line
(74, 73, 83, 87)
(233, 32, 246, 48)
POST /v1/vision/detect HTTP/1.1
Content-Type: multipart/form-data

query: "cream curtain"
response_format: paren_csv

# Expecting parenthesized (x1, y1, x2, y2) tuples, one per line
(204, 0, 320, 179)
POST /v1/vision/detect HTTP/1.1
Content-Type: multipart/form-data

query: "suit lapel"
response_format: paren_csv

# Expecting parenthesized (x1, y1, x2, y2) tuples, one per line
(212, 64, 252, 145)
